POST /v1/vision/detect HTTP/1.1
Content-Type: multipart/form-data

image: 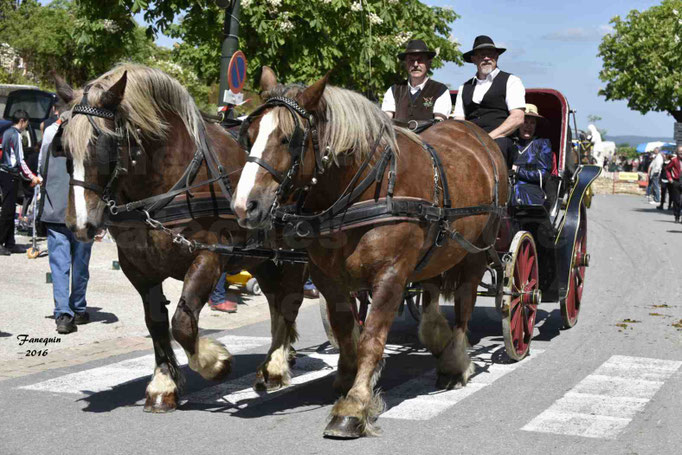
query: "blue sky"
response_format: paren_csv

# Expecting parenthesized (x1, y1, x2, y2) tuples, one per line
(429, 0, 673, 139)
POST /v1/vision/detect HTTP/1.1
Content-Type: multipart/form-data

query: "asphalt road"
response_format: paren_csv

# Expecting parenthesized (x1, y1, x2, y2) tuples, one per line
(0, 194, 680, 455)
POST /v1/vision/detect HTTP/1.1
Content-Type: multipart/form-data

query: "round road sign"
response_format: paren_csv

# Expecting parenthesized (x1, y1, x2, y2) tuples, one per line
(227, 51, 247, 94)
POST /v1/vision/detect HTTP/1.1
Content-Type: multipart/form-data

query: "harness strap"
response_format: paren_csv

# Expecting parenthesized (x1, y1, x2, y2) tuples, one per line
(247, 156, 285, 183)
(69, 179, 105, 194)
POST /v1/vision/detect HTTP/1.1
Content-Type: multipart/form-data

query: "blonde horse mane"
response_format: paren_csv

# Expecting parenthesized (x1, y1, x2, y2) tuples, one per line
(63, 63, 203, 162)
(269, 84, 407, 165)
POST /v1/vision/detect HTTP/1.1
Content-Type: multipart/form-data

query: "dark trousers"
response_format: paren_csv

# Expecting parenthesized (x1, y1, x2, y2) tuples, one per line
(0, 172, 18, 248)
(495, 137, 517, 169)
(670, 181, 681, 220)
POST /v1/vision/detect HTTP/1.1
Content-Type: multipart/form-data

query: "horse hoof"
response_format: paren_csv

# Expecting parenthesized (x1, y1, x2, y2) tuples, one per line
(323, 416, 363, 439)
(253, 375, 285, 392)
(143, 392, 177, 413)
(435, 373, 461, 390)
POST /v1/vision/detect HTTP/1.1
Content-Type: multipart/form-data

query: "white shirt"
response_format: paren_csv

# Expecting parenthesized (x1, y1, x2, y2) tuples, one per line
(38, 122, 60, 178)
(381, 77, 452, 118)
(649, 153, 664, 175)
(452, 68, 525, 119)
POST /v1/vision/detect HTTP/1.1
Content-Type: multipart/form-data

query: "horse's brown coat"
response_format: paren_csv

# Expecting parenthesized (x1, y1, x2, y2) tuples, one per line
(234, 71, 509, 437)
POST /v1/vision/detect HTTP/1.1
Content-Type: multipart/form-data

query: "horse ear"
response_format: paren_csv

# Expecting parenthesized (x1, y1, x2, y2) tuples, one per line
(51, 71, 74, 104)
(299, 71, 331, 112)
(100, 71, 127, 110)
(260, 66, 278, 92)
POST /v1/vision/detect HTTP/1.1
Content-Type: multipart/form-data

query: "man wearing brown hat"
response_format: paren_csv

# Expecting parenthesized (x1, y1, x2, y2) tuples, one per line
(381, 39, 452, 122)
(453, 35, 526, 167)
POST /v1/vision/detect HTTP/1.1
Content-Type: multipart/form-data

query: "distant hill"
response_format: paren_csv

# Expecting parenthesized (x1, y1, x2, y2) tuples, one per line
(604, 135, 675, 146)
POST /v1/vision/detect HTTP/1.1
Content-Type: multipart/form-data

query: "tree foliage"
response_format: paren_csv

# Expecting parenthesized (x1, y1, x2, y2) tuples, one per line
(0, 0, 156, 85)
(598, 0, 682, 116)
(78, 0, 461, 98)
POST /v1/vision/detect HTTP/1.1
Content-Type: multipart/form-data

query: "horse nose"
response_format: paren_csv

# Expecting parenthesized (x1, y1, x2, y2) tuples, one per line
(246, 199, 259, 218)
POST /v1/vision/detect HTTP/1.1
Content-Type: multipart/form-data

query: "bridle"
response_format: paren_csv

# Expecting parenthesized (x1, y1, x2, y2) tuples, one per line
(60, 89, 139, 215)
(239, 96, 329, 212)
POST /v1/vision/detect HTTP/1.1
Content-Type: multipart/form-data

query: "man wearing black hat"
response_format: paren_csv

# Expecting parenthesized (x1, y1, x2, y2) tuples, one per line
(453, 35, 526, 167)
(381, 39, 452, 122)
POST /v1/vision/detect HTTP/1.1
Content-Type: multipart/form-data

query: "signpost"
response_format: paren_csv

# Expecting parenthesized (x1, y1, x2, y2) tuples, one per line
(216, 0, 242, 119)
(675, 122, 682, 147)
(223, 50, 247, 106)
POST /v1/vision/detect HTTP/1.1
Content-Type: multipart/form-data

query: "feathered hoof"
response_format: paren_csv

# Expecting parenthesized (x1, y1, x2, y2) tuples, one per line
(143, 391, 178, 413)
(323, 416, 363, 439)
(435, 362, 474, 390)
(253, 370, 287, 392)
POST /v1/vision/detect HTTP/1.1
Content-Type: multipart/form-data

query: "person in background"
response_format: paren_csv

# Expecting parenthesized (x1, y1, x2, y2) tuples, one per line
(209, 272, 239, 313)
(39, 109, 93, 334)
(452, 35, 526, 168)
(40, 104, 59, 136)
(647, 147, 663, 205)
(658, 151, 672, 211)
(0, 109, 41, 256)
(664, 146, 682, 223)
(381, 39, 452, 122)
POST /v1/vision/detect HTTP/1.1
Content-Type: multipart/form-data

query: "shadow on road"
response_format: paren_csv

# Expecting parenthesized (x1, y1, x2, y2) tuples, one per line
(42, 306, 119, 324)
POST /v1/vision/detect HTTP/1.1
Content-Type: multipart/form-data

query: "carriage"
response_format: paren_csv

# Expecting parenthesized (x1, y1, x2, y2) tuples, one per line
(318, 88, 602, 361)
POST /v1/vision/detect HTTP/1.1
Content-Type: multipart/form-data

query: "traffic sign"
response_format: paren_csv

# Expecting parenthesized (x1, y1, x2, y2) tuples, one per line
(227, 50, 247, 94)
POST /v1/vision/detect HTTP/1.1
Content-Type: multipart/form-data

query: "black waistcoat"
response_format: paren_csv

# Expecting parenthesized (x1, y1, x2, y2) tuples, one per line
(392, 79, 448, 122)
(461, 70, 511, 133)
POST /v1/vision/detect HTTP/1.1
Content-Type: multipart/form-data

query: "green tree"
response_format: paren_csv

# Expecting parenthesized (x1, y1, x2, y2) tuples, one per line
(78, 0, 461, 98)
(598, 0, 682, 117)
(0, 0, 157, 86)
(616, 144, 638, 160)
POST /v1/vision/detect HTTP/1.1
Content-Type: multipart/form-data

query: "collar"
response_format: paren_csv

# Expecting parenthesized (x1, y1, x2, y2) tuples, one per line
(408, 77, 429, 91)
(474, 67, 500, 83)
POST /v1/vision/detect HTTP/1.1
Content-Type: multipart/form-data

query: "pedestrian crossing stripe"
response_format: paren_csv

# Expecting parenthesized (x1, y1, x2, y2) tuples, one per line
(19, 334, 550, 423)
(522, 355, 682, 439)
(19, 335, 271, 395)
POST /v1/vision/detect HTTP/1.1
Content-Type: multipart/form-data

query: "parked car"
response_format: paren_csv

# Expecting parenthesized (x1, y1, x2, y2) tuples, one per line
(1, 89, 57, 204)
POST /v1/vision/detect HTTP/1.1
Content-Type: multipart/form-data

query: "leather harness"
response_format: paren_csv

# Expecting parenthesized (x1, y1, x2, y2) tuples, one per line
(239, 96, 507, 269)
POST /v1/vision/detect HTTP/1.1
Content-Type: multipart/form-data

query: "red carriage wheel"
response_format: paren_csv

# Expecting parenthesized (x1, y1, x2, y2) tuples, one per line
(560, 208, 588, 328)
(502, 231, 541, 361)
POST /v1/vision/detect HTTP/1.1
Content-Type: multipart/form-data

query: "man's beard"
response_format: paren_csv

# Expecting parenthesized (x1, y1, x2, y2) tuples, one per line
(479, 63, 493, 76)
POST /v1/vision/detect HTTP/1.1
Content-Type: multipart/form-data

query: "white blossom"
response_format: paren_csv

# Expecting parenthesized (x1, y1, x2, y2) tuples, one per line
(321, 0, 333, 3)
(673, 8, 679, 15)
(368, 12, 383, 25)
(101, 19, 120, 33)
(394, 31, 412, 46)
(267, 0, 282, 8)
(388, 0, 399, 4)
(350, 2, 363, 12)
(242, 0, 253, 8)
(279, 20, 295, 32)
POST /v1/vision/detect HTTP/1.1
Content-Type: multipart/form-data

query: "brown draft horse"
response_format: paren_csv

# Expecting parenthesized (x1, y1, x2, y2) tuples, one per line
(54, 64, 306, 411)
(232, 68, 509, 438)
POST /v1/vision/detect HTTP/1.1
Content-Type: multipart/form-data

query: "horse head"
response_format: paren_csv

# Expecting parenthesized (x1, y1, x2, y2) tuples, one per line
(54, 71, 129, 241)
(232, 66, 330, 229)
